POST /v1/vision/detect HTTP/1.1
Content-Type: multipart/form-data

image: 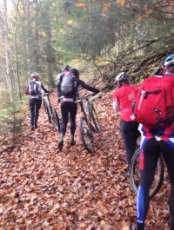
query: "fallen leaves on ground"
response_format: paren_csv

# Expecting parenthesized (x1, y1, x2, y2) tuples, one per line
(0, 92, 170, 229)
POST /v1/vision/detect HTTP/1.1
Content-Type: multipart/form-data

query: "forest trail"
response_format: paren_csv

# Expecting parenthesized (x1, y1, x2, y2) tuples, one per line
(0, 92, 169, 229)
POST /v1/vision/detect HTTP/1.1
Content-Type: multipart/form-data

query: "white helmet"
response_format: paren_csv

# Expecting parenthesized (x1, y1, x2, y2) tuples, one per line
(30, 72, 39, 78)
(114, 72, 128, 83)
(163, 53, 174, 67)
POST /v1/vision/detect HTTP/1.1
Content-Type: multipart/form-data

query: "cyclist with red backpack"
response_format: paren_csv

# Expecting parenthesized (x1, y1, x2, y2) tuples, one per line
(134, 54, 174, 230)
(113, 72, 140, 171)
(26, 72, 49, 131)
(57, 68, 100, 150)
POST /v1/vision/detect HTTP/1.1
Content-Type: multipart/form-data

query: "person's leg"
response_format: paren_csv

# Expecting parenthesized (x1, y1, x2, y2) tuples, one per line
(136, 139, 160, 229)
(160, 141, 174, 230)
(69, 103, 77, 145)
(120, 120, 139, 168)
(29, 98, 36, 130)
(35, 98, 42, 128)
(59, 102, 69, 149)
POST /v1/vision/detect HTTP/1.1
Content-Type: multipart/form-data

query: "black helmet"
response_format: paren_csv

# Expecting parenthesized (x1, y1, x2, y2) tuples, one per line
(64, 65, 71, 71)
(71, 68, 79, 78)
(114, 72, 128, 84)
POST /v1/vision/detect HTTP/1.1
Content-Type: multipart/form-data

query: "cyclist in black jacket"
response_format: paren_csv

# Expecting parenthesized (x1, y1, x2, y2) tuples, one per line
(57, 68, 99, 150)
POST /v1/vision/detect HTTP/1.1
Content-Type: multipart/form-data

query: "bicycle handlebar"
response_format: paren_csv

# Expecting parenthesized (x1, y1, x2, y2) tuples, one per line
(58, 92, 103, 103)
(42, 91, 53, 97)
(91, 92, 103, 100)
(78, 92, 102, 100)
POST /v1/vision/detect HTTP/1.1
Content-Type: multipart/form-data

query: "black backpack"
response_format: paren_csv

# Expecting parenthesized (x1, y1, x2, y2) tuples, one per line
(60, 73, 77, 96)
(28, 80, 41, 96)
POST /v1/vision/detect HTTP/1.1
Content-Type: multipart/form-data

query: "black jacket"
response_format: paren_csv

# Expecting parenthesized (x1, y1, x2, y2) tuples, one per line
(57, 74, 99, 100)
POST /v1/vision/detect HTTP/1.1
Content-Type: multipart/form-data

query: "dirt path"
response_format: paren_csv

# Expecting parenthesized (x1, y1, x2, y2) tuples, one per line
(0, 92, 169, 229)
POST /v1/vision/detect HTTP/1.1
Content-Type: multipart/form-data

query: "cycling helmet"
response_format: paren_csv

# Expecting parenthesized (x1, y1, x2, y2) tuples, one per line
(114, 72, 128, 83)
(64, 65, 71, 71)
(163, 53, 174, 67)
(71, 68, 79, 78)
(30, 72, 39, 78)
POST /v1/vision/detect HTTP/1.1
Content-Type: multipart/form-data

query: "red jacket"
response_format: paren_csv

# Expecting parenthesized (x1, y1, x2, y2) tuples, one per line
(113, 84, 138, 121)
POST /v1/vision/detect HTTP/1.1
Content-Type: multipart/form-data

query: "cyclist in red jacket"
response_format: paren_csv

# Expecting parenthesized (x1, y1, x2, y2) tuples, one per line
(113, 72, 139, 171)
(135, 54, 174, 230)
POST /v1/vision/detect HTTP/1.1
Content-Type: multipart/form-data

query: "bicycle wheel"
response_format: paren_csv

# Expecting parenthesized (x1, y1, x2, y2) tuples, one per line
(43, 99, 52, 123)
(80, 117, 94, 153)
(84, 100, 99, 133)
(51, 107, 60, 131)
(89, 104, 100, 132)
(130, 148, 164, 198)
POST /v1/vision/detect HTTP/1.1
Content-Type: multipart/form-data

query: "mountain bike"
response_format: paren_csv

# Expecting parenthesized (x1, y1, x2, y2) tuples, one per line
(42, 93, 60, 131)
(130, 147, 164, 198)
(77, 93, 101, 153)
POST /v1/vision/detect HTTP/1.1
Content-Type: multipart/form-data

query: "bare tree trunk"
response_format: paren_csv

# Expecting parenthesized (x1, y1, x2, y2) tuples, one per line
(3, 0, 18, 143)
(23, 0, 33, 74)
(3, 0, 13, 102)
(43, 2, 54, 87)
(14, 0, 22, 99)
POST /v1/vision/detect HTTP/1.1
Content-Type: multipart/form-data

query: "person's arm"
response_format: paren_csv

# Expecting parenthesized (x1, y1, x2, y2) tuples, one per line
(41, 83, 49, 93)
(56, 73, 62, 86)
(25, 86, 29, 95)
(112, 90, 120, 115)
(78, 79, 99, 94)
(57, 74, 63, 100)
(113, 96, 120, 113)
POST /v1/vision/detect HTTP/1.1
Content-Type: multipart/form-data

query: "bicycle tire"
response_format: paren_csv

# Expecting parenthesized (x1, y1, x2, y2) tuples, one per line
(83, 100, 99, 133)
(80, 117, 94, 153)
(51, 107, 60, 131)
(89, 104, 100, 132)
(130, 148, 164, 198)
(43, 99, 52, 123)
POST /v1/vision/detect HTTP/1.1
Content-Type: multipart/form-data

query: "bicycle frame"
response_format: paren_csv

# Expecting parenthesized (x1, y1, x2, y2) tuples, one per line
(75, 93, 101, 153)
(76, 95, 95, 131)
(43, 93, 53, 115)
(42, 93, 60, 131)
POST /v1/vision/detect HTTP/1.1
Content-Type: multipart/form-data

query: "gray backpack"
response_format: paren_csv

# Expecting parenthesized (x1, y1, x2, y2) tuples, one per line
(60, 73, 76, 96)
(28, 80, 41, 96)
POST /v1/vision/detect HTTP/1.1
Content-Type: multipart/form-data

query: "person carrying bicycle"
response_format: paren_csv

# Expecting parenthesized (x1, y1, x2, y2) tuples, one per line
(134, 54, 174, 230)
(112, 72, 140, 171)
(57, 68, 100, 150)
(26, 72, 50, 130)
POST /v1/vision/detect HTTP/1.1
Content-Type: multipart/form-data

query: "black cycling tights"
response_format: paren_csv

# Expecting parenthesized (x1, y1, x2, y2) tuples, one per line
(60, 102, 77, 138)
(120, 120, 140, 167)
(137, 138, 174, 228)
(29, 98, 42, 128)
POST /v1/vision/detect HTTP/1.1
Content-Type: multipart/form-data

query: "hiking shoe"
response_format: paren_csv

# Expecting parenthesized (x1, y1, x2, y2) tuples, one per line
(129, 223, 144, 230)
(137, 223, 144, 230)
(31, 127, 35, 131)
(70, 139, 76, 146)
(58, 141, 64, 150)
(129, 223, 136, 230)
(169, 218, 174, 230)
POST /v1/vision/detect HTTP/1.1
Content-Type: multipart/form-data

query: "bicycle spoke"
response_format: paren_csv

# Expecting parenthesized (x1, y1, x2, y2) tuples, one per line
(130, 149, 164, 198)
(80, 117, 94, 153)
(43, 99, 52, 123)
(51, 108, 60, 131)
(89, 105, 100, 132)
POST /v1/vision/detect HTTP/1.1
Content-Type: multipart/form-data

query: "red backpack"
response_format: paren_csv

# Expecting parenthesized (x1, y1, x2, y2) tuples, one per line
(133, 75, 174, 128)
